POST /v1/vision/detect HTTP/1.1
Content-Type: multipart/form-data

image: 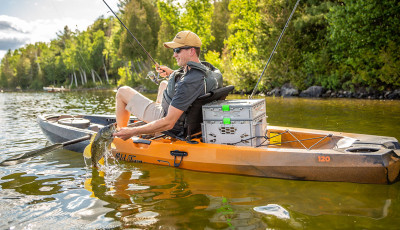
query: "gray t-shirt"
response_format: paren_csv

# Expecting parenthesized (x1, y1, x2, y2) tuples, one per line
(170, 68, 205, 112)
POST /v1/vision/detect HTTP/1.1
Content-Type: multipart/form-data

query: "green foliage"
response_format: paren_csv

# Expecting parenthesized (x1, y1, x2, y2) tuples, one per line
(157, 0, 180, 66)
(119, 0, 159, 62)
(378, 41, 400, 87)
(0, 0, 399, 93)
(204, 51, 223, 72)
(104, 17, 124, 83)
(180, 0, 214, 50)
(0, 50, 14, 88)
(327, 0, 400, 90)
(222, 0, 262, 92)
(209, 0, 230, 53)
(157, 0, 214, 64)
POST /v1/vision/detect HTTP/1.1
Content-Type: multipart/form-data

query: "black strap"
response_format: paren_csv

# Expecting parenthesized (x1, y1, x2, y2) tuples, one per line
(170, 150, 188, 167)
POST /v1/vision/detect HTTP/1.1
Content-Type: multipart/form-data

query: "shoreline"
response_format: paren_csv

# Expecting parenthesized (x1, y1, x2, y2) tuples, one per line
(2, 85, 400, 100)
(254, 85, 400, 100)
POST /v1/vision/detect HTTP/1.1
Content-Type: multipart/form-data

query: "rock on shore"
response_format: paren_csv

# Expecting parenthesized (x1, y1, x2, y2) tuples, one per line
(266, 85, 400, 100)
(300, 86, 324, 98)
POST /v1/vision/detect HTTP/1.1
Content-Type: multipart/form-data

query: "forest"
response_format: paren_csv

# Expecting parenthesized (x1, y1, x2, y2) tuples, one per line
(0, 0, 399, 95)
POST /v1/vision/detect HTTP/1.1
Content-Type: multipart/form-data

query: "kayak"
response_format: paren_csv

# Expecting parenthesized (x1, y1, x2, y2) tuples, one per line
(37, 114, 400, 184)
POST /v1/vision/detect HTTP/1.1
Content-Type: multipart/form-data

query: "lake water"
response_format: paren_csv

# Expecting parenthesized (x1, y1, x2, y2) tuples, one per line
(1, 91, 400, 229)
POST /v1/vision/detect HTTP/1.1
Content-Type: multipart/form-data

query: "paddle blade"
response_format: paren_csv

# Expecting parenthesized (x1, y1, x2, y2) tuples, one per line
(0, 157, 31, 166)
(0, 144, 63, 166)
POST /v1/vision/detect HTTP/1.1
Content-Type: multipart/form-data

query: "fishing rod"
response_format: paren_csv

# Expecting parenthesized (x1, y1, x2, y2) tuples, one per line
(249, 0, 301, 99)
(103, 0, 158, 66)
(103, 0, 163, 84)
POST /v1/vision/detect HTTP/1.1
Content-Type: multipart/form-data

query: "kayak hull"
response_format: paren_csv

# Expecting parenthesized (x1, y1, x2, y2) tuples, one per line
(37, 114, 400, 184)
(112, 137, 400, 184)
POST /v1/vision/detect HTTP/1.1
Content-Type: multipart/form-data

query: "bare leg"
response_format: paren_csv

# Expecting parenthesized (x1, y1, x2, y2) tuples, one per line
(156, 80, 168, 104)
(116, 86, 137, 128)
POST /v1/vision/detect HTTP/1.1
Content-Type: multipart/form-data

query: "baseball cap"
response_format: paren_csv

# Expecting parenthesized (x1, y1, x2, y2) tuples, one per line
(163, 31, 202, 49)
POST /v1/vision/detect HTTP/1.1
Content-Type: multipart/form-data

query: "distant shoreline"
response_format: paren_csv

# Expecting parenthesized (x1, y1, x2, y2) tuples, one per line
(2, 86, 400, 100)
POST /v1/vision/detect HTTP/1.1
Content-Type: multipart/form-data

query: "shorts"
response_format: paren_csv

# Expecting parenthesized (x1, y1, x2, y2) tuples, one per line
(125, 92, 165, 123)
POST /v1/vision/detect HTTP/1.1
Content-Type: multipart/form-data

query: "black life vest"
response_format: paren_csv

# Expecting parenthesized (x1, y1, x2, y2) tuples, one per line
(161, 61, 223, 136)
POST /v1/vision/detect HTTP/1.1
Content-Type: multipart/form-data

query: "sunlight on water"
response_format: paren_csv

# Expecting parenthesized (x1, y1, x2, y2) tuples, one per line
(1, 91, 400, 229)
(254, 204, 291, 219)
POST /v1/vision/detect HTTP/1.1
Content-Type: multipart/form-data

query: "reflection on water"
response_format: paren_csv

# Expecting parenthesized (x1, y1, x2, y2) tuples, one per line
(254, 204, 291, 219)
(1, 91, 400, 229)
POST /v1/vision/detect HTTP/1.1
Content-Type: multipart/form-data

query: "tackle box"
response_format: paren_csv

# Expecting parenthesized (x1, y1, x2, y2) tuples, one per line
(202, 99, 266, 121)
(201, 99, 267, 146)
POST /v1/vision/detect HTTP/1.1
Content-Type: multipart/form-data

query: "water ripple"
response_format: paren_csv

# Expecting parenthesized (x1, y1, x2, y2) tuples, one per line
(254, 204, 291, 219)
(1, 91, 400, 229)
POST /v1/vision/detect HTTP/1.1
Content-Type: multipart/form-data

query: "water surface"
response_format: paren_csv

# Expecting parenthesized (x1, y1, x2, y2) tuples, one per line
(1, 91, 399, 229)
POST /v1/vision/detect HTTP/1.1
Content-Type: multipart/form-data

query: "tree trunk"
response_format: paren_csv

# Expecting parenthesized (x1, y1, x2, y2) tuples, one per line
(91, 69, 96, 84)
(80, 68, 87, 84)
(35, 51, 41, 73)
(93, 69, 103, 84)
(83, 69, 87, 84)
(79, 69, 84, 85)
(102, 58, 109, 84)
(69, 74, 73, 88)
(73, 71, 78, 87)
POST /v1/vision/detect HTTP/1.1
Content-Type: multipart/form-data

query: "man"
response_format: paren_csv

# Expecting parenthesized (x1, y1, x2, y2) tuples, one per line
(113, 31, 219, 140)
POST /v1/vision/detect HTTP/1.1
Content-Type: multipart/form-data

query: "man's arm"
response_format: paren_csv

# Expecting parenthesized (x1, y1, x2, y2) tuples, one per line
(113, 105, 184, 140)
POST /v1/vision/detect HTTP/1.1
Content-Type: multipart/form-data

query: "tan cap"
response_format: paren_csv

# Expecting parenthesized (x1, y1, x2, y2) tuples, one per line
(163, 31, 202, 49)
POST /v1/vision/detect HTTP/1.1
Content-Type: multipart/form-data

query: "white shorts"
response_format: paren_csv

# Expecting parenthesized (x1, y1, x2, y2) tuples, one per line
(125, 92, 165, 123)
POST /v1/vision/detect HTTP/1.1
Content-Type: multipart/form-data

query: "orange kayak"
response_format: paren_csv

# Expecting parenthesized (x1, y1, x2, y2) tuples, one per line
(38, 114, 400, 184)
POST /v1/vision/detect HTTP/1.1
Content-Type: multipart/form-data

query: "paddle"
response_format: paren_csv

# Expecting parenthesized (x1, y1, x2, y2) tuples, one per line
(0, 135, 91, 166)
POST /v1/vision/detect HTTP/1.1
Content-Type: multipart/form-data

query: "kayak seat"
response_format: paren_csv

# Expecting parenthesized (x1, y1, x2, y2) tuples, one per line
(167, 85, 235, 141)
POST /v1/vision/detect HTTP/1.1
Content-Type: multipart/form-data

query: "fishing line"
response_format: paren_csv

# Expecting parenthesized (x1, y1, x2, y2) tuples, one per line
(102, 0, 158, 66)
(103, 0, 164, 84)
(249, 0, 301, 99)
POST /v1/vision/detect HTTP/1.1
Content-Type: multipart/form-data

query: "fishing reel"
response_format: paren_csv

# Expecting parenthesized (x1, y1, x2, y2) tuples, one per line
(147, 71, 162, 85)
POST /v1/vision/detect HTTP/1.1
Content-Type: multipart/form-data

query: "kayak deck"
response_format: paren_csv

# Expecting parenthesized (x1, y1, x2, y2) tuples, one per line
(112, 131, 400, 184)
(37, 114, 400, 184)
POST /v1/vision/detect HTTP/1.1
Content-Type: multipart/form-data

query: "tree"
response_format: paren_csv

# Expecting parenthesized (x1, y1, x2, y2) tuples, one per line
(222, 0, 262, 92)
(209, 0, 230, 54)
(104, 17, 124, 84)
(327, 0, 400, 90)
(119, 0, 159, 61)
(0, 50, 13, 88)
(157, 0, 180, 66)
(180, 0, 214, 52)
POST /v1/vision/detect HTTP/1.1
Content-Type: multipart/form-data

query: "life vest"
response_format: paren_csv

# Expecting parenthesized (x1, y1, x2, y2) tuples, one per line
(161, 61, 223, 136)
(161, 61, 222, 112)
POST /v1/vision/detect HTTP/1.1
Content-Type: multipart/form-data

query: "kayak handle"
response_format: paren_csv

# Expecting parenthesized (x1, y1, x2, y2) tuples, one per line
(170, 150, 188, 167)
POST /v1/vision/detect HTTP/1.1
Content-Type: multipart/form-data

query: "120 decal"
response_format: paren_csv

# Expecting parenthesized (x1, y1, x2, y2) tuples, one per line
(318, 155, 331, 162)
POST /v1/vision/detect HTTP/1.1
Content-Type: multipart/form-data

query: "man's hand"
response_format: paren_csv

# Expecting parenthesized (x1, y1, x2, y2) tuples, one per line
(156, 65, 173, 78)
(113, 127, 137, 141)
(113, 105, 184, 140)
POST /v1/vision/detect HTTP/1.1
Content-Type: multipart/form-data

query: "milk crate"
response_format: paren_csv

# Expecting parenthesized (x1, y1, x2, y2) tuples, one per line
(201, 114, 267, 147)
(202, 99, 266, 121)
